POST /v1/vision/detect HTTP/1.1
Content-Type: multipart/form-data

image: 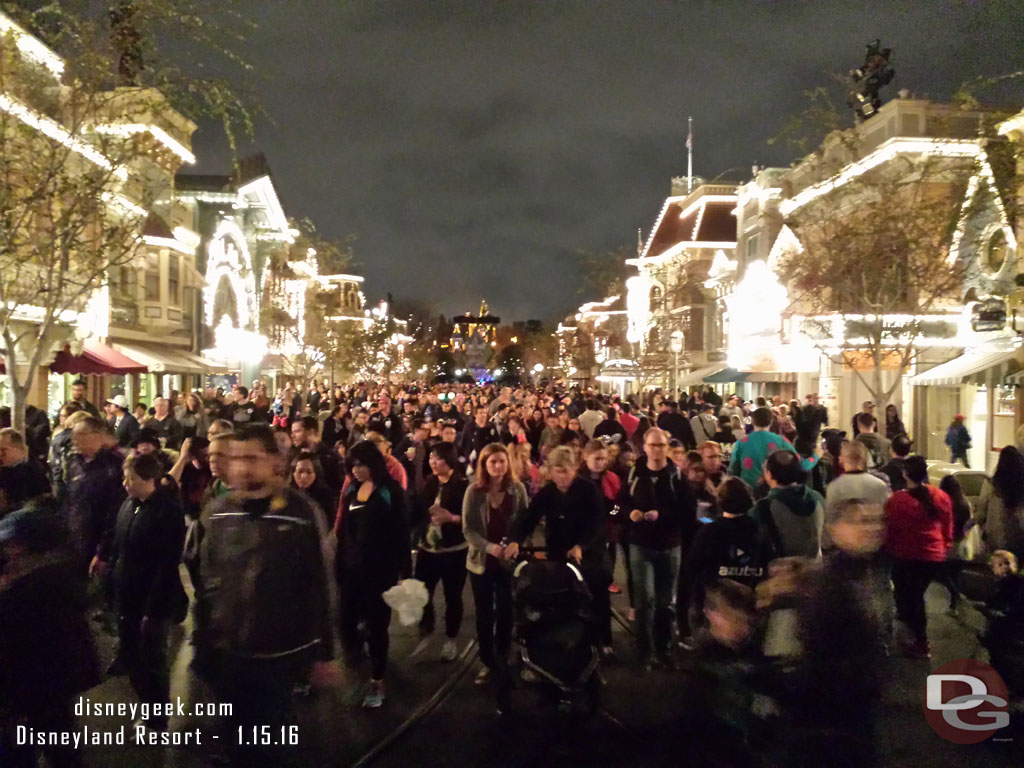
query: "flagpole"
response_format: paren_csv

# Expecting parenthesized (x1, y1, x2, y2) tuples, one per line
(687, 115, 693, 194)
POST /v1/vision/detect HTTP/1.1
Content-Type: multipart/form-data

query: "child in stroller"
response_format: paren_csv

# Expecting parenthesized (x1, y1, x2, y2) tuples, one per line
(507, 553, 601, 714)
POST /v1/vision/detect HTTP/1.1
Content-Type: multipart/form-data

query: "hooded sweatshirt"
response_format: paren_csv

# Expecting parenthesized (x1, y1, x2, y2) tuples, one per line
(751, 484, 824, 559)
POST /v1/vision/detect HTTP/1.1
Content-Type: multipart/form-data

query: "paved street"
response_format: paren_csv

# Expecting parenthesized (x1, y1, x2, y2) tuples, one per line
(68, 561, 1023, 768)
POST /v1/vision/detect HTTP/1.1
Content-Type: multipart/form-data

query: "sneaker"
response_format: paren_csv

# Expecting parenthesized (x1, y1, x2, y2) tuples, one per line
(361, 680, 386, 709)
(608, 583, 621, 594)
(409, 635, 432, 659)
(474, 667, 492, 685)
(440, 639, 458, 662)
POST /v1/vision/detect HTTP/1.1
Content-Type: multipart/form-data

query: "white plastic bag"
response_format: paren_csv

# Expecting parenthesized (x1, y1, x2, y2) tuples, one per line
(382, 579, 429, 626)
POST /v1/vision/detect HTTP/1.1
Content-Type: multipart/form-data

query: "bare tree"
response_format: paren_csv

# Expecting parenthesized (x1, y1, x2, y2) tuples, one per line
(0, 2, 252, 433)
(777, 102, 1013, 409)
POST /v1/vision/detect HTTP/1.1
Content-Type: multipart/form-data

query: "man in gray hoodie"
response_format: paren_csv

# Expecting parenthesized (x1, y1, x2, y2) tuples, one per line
(751, 450, 824, 559)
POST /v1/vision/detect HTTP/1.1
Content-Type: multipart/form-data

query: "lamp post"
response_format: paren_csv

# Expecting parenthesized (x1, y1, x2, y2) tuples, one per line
(670, 330, 684, 400)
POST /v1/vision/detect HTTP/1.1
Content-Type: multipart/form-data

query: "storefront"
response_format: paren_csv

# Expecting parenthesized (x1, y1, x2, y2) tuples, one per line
(908, 335, 1021, 471)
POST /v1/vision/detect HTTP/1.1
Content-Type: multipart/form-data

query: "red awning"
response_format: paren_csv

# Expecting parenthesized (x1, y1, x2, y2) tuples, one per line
(49, 340, 147, 375)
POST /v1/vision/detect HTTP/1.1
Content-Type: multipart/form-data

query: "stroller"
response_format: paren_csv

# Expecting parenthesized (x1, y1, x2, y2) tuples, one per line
(510, 556, 601, 713)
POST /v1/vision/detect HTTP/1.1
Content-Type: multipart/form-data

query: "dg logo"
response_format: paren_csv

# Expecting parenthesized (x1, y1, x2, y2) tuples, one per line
(923, 658, 1010, 744)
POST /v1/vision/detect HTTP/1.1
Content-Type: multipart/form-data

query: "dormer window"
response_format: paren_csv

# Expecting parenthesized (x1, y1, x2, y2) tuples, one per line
(985, 229, 1008, 274)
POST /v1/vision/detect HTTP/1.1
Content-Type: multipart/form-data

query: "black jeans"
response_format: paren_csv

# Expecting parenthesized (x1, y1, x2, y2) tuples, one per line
(937, 557, 964, 608)
(891, 558, 942, 645)
(415, 549, 468, 639)
(119, 613, 171, 726)
(338, 573, 393, 680)
(470, 568, 513, 672)
(205, 652, 303, 768)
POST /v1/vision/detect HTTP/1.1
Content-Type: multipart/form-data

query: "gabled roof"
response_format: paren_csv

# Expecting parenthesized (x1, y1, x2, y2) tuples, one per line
(982, 139, 1018, 230)
(141, 212, 173, 238)
(641, 191, 738, 260)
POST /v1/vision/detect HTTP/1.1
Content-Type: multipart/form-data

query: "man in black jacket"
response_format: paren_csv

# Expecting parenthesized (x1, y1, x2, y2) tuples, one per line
(367, 393, 405, 446)
(625, 427, 697, 668)
(460, 405, 501, 470)
(395, 418, 431, 495)
(0, 428, 51, 516)
(289, 416, 342, 491)
(106, 394, 140, 448)
(68, 379, 100, 417)
(67, 417, 126, 575)
(185, 425, 336, 767)
(657, 400, 697, 451)
(147, 397, 184, 451)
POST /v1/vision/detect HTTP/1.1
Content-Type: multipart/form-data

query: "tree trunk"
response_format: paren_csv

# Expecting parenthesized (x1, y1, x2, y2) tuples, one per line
(3, 352, 31, 437)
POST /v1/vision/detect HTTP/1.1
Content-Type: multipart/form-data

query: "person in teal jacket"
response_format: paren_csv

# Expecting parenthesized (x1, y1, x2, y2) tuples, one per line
(729, 407, 795, 491)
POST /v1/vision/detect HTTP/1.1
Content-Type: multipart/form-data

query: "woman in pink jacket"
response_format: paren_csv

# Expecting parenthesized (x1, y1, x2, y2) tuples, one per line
(884, 456, 953, 659)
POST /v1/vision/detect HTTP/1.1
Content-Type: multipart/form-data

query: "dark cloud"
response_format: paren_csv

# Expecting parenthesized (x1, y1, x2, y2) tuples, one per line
(191, 0, 1024, 321)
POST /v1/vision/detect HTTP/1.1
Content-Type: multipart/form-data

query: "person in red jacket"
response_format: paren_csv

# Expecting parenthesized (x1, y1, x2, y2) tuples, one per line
(883, 455, 953, 659)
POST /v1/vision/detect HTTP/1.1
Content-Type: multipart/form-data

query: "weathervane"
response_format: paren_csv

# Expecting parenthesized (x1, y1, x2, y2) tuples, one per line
(847, 39, 895, 122)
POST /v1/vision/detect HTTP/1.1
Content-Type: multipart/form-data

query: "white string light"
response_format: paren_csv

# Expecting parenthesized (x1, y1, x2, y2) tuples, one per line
(0, 93, 127, 180)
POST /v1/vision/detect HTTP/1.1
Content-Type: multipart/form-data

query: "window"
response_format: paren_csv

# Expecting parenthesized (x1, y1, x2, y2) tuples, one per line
(144, 252, 160, 301)
(991, 385, 1016, 452)
(168, 254, 180, 303)
(985, 230, 1008, 274)
(745, 233, 760, 262)
(118, 267, 134, 298)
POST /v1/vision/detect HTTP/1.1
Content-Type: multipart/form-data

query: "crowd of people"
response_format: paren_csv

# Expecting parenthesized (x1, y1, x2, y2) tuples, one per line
(0, 378, 1022, 767)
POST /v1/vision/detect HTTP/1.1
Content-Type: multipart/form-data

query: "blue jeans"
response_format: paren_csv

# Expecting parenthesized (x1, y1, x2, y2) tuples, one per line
(629, 544, 681, 660)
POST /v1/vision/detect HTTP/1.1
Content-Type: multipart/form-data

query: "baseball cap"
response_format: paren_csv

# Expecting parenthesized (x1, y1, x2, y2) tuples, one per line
(107, 394, 129, 409)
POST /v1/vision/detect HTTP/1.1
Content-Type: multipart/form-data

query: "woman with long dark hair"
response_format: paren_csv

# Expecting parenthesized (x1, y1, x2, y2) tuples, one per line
(335, 440, 409, 708)
(883, 455, 953, 658)
(291, 452, 336, 520)
(99, 453, 187, 733)
(885, 404, 906, 441)
(526, 407, 546, 453)
(937, 474, 972, 613)
(976, 446, 1024, 557)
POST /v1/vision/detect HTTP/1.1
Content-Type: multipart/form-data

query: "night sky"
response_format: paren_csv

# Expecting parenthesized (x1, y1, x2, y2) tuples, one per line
(192, 0, 1024, 323)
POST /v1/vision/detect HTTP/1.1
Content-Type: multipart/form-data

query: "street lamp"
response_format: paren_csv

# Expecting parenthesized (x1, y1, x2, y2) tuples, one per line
(670, 330, 684, 399)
